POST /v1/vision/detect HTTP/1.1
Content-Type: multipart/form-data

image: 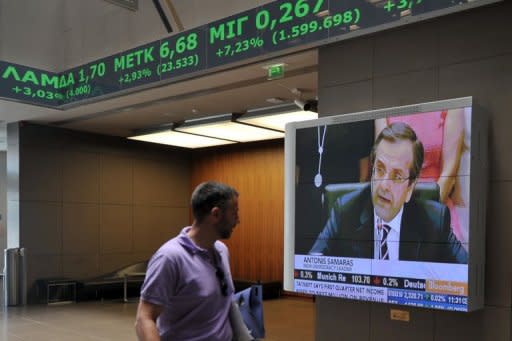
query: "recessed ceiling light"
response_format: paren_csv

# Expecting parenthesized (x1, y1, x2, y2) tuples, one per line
(128, 130, 235, 149)
(176, 114, 284, 142)
(240, 104, 317, 131)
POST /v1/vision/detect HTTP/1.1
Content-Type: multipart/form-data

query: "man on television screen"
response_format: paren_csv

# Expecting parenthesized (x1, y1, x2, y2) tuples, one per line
(309, 122, 468, 263)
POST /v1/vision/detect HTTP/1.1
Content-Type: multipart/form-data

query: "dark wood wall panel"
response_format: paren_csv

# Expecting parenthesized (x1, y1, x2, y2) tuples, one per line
(12, 123, 191, 303)
(191, 140, 284, 282)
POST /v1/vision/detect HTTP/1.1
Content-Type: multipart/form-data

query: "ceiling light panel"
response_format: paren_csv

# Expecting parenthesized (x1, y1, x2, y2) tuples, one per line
(128, 130, 235, 148)
(176, 121, 283, 142)
(238, 110, 317, 131)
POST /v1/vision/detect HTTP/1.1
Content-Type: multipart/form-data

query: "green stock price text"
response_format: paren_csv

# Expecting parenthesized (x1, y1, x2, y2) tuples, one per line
(0, 0, 490, 107)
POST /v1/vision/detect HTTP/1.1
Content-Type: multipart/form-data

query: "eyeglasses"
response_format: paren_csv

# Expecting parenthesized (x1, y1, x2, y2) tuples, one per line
(372, 165, 410, 184)
(215, 265, 228, 296)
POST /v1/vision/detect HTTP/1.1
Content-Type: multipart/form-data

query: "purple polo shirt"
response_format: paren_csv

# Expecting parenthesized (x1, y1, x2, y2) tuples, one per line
(140, 227, 234, 341)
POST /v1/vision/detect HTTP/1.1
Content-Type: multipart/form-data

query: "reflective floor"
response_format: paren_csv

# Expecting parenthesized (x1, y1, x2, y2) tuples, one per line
(0, 296, 315, 341)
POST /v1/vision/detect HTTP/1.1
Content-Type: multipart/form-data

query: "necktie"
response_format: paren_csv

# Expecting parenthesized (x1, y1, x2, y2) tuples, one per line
(380, 224, 390, 260)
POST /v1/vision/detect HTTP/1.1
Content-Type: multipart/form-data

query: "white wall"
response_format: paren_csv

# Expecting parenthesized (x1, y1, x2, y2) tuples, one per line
(0, 0, 64, 69)
(61, 0, 166, 69)
(171, 0, 274, 30)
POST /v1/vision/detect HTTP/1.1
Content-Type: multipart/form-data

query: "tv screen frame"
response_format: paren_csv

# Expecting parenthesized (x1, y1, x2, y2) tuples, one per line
(284, 97, 487, 312)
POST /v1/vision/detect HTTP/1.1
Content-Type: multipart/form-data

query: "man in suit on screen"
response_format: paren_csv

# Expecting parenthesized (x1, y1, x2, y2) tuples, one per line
(309, 122, 467, 263)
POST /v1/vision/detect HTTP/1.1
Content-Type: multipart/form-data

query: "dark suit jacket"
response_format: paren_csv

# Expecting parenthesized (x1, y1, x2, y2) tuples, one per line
(309, 184, 468, 263)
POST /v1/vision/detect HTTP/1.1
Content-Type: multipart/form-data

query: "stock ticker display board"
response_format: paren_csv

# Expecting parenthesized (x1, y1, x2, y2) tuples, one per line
(0, 0, 500, 107)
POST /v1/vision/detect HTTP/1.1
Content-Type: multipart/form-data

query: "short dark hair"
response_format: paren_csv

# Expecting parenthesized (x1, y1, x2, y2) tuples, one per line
(370, 122, 424, 184)
(191, 181, 238, 222)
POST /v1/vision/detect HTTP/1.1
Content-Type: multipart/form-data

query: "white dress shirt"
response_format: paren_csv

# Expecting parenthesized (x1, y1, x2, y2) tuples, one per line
(373, 207, 404, 260)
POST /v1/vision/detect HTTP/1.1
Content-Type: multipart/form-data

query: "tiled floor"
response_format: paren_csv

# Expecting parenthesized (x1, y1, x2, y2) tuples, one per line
(0, 297, 315, 340)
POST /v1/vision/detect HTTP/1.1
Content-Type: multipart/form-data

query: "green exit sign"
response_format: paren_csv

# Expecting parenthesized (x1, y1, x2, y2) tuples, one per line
(268, 64, 285, 80)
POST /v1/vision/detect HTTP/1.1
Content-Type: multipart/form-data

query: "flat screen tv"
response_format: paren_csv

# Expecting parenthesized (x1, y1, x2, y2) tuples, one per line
(284, 97, 487, 311)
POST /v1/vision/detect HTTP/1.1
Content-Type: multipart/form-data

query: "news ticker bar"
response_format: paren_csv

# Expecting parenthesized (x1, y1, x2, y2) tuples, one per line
(294, 279, 468, 311)
(294, 269, 467, 295)
(0, 0, 499, 107)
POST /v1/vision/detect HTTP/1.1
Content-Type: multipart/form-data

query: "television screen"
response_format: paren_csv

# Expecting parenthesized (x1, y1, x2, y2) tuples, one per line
(284, 97, 487, 312)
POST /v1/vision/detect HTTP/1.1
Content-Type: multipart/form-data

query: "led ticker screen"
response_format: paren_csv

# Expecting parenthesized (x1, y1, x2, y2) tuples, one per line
(284, 97, 487, 312)
(0, 61, 63, 107)
(0, 0, 501, 107)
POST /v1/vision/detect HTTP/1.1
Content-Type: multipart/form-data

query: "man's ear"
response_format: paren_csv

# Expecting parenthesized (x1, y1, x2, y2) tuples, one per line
(211, 206, 221, 219)
(405, 180, 417, 203)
